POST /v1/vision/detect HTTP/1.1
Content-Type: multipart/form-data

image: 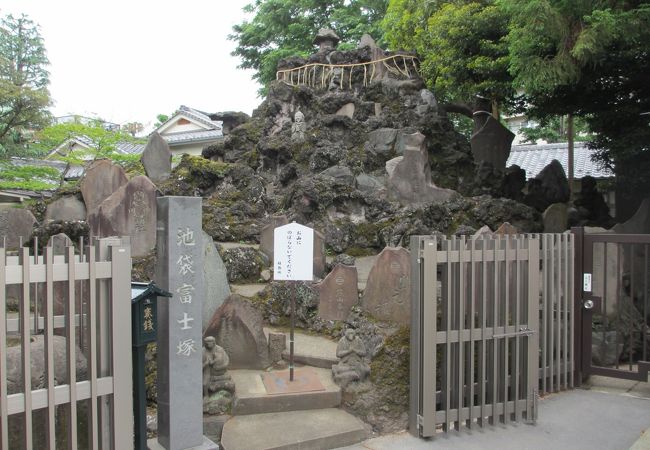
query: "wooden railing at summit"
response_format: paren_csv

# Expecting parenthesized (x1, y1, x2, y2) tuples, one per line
(276, 54, 420, 89)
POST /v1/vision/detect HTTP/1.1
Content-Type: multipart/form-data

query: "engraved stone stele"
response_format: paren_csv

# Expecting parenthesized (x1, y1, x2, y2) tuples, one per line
(494, 222, 519, 235)
(332, 328, 370, 388)
(543, 202, 569, 233)
(316, 264, 358, 321)
(45, 196, 86, 222)
(141, 131, 172, 183)
(79, 159, 128, 214)
(152, 196, 217, 450)
(259, 215, 289, 260)
(88, 175, 157, 257)
(0, 208, 37, 249)
(361, 247, 411, 325)
(204, 294, 270, 370)
(202, 231, 231, 331)
(470, 115, 515, 170)
(386, 132, 456, 205)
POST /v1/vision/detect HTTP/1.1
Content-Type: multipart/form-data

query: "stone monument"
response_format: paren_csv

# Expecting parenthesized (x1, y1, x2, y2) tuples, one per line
(141, 132, 172, 183)
(88, 175, 158, 257)
(151, 196, 217, 450)
(80, 159, 128, 214)
(386, 132, 456, 205)
(332, 328, 370, 387)
(291, 110, 306, 141)
(361, 247, 411, 325)
(316, 264, 358, 321)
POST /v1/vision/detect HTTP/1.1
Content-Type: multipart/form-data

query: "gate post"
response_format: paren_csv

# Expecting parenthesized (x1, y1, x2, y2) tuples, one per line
(409, 236, 423, 436)
(571, 227, 585, 385)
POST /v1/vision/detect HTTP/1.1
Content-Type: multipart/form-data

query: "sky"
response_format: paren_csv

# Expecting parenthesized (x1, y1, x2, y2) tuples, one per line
(1, 0, 262, 131)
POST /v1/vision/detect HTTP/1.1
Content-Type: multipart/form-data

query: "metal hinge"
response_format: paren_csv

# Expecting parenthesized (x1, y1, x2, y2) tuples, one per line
(417, 414, 424, 429)
(492, 326, 537, 339)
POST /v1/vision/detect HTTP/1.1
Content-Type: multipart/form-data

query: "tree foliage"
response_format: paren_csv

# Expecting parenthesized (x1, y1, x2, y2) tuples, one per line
(520, 116, 592, 144)
(507, 0, 650, 219)
(230, 0, 388, 94)
(0, 13, 51, 156)
(384, 0, 513, 113)
(36, 121, 142, 164)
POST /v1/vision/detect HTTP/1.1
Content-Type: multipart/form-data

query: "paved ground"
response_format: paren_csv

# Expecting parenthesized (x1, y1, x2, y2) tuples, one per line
(338, 376, 650, 450)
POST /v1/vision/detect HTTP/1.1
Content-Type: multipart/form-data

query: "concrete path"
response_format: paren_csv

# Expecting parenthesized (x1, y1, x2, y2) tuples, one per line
(337, 384, 650, 450)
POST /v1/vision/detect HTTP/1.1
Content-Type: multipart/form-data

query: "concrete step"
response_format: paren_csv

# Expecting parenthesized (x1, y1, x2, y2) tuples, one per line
(264, 327, 338, 369)
(230, 367, 341, 415)
(221, 408, 370, 450)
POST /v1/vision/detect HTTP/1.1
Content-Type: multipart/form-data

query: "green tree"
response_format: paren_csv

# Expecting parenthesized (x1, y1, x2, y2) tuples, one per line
(36, 120, 142, 164)
(384, 0, 513, 118)
(154, 113, 169, 128)
(506, 0, 650, 218)
(0, 13, 52, 156)
(520, 116, 592, 144)
(230, 0, 388, 94)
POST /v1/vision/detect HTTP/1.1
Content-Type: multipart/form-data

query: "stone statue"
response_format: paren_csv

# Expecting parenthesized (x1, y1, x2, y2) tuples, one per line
(291, 110, 306, 141)
(332, 328, 370, 387)
(202, 336, 235, 398)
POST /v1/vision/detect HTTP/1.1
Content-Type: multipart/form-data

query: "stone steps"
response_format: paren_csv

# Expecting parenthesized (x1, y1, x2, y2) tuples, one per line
(230, 367, 340, 415)
(220, 409, 370, 450)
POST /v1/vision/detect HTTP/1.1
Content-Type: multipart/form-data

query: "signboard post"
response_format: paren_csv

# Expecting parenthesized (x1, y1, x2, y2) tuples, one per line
(274, 222, 314, 380)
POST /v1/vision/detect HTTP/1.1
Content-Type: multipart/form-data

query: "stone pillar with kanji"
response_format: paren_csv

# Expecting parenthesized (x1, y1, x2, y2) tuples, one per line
(150, 197, 218, 450)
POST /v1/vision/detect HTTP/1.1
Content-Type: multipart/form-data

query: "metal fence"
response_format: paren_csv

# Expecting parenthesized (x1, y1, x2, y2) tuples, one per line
(410, 234, 574, 438)
(1, 237, 133, 450)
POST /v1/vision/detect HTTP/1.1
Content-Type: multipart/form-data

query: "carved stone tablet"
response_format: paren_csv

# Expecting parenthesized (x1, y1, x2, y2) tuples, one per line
(80, 159, 128, 214)
(316, 264, 358, 321)
(361, 247, 411, 325)
(88, 175, 157, 257)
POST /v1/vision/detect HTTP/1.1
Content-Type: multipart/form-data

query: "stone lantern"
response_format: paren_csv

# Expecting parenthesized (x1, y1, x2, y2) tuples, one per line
(313, 28, 340, 52)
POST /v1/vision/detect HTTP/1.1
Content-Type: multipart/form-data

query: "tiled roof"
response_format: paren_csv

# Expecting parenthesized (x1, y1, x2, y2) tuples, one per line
(163, 129, 224, 145)
(48, 135, 144, 157)
(115, 142, 145, 154)
(177, 105, 223, 131)
(507, 142, 613, 179)
(9, 157, 85, 180)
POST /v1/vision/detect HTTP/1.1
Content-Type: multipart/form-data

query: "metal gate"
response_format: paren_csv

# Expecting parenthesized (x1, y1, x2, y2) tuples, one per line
(573, 228, 650, 382)
(410, 235, 540, 437)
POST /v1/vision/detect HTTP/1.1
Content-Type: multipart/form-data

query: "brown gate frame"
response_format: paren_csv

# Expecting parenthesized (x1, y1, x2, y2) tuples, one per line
(572, 227, 650, 382)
